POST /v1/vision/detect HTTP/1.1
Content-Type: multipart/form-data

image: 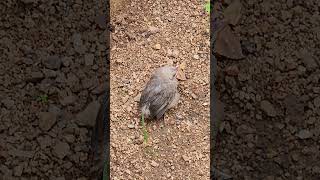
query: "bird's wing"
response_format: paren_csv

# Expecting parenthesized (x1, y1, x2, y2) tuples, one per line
(140, 76, 176, 120)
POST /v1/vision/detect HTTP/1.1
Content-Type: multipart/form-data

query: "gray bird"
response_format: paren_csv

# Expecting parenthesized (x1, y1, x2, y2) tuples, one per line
(139, 65, 180, 120)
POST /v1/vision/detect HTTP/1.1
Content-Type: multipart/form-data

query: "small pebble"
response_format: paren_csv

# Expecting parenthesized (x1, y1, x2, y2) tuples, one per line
(154, 44, 161, 50)
(151, 161, 159, 167)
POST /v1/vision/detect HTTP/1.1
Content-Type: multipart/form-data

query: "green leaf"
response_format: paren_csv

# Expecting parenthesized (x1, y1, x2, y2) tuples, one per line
(205, 1, 211, 13)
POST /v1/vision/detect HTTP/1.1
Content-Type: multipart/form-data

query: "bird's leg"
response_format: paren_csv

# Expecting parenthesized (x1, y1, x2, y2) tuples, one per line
(162, 114, 166, 127)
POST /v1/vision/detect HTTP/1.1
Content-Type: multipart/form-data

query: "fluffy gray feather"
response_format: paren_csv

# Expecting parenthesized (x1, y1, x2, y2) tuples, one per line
(139, 65, 180, 120)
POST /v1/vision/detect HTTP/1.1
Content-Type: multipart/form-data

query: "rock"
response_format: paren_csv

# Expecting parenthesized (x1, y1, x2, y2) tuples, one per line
(182, 155, 189, 162)
(73, 33, 82, 47)
(61, 57, 72, 67)
(215, 25, 244, 59)
(154, 44, 161, 50)
(64, 134, 75, 143)
(193, 54, 199, 60)
(76, 101, 100, 127)
(37, 135, 52, 149)
(43, 69, 57, 78)
(260, 100, 276, 117)
(191, 93, 198, 99)
(134, 94, 141, 102)
(314, 96, 320, 108)
(283, 95, 304, 123)
(26, 71, 44, 83)
(23, 58, 33, 65)
(43, 55, 62, 70)
(143, 26, 160, 37)
(53, 141, 70, 159)
(60, 95, 77, 106)
(84, 53, 94, 66)
(172, 49, 179, 58)
(148, 26, 160, 34)
(127, 124, 135, 129)
(0, 165, 12, 176)
(13, 165, 23, 176)
(48, 105, 62, 117)
(168, 49, 179, 58)
(1, 98, 15, 109)
(38, 112, 57, 131)
(296, 129, 312, 139)
(300, 49, 318, 70)
(150, 161, 159, 167)
(8, 149, 34, 158)
(223, 0, 242, 26)
(73, 33, 86, 54)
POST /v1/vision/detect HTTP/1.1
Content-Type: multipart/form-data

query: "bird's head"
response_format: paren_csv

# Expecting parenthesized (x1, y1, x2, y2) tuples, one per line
(155, 65, 178, 80)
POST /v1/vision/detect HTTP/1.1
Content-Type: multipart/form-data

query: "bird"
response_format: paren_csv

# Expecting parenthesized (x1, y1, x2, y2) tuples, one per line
(139, 65, 180, 121)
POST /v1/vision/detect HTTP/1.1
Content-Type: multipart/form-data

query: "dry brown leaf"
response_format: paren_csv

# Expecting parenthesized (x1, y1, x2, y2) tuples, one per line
(215, 25, 244, 59)
(224, 0, 242, 26)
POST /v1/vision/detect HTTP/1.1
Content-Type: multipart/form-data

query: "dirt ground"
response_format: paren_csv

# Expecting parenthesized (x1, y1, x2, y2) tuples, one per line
(0, 0, 108, 179)
(110, 0, 210, 179)
(1, 0, 319, 179)
(213, 0, 320, 179)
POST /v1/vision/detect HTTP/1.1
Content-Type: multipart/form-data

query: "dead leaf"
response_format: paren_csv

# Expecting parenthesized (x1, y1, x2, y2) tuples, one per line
(176, 64, 187, 81)
(224, 0, 242, 26)
(179, 61, 186, 70)
(215, 25, 244, 59)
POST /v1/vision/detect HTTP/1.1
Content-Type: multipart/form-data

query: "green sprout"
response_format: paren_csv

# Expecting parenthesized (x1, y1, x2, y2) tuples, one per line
(141, 113, 149, 144)
(36, 94, 48, 103)
(205, 1, 211, 13)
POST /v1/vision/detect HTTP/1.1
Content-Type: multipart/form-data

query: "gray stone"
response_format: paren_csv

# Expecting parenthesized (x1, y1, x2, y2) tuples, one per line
(53, 141, 70, 159)
(314, 96, 320, 108)
(296, 129, 312, 139)
(13, 165, 23, 176)
(260, 100, 276, 117)
(43, 55, 62, 70)
(300, 49, 318, 70)
(38, 112, 57, 131)
(60, 95, 77, 106)
(76, 101, 100, 127)
(26, 71, 44, 83)
(1, 98, 15, 109)
(84, 53, 94, 66)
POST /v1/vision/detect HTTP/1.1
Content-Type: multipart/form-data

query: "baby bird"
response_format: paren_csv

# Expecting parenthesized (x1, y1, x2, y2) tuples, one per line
(139, 65, 180, 120)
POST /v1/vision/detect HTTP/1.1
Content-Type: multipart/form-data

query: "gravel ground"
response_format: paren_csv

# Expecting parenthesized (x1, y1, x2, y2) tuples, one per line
(213, 0, 320, 179)
(2, 0, 319, 179)
(0, 0, 109, 179)
(110, 0, 210, 179)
